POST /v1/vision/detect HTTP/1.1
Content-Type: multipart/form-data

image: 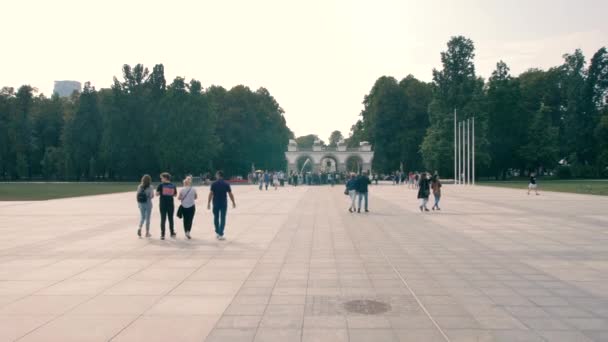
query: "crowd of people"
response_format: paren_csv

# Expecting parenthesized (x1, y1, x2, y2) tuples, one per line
(135, 171, 236, 241)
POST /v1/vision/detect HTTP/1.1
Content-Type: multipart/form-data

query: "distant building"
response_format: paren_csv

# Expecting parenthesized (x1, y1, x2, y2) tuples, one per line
(53, 80, 81, 97)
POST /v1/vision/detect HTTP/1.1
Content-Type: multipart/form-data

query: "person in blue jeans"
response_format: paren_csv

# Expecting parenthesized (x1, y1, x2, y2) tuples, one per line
(356, 171, 371, 213)
(136, 174, 154, 238)
(207, 171, 236, 240)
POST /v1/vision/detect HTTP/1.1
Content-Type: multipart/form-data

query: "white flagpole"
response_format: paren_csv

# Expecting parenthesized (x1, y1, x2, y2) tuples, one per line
(460, 121, 464, 186)
(454, 109, 457, 185)
(472, 117, 475, 186)
(467, 119, 471, 185)
(457, 122, 461, 185)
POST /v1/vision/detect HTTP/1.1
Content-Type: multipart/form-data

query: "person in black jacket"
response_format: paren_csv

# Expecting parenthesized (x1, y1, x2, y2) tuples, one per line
(417, 172, 431, 212)
(356, 171, 371, 213)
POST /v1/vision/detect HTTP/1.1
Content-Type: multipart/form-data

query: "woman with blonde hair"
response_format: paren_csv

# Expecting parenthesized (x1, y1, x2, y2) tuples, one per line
(136, 174, 154, 238)
(178, 175, 198, 239)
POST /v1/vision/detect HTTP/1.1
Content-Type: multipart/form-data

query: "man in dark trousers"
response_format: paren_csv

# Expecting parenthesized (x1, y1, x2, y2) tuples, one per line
(356, 171, 371, 213)
(207, 171, 236, 240)
(156, 172, 177, 240)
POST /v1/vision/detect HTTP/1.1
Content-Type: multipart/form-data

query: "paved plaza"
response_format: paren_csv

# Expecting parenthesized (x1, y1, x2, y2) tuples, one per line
(1, 184, 608, 342)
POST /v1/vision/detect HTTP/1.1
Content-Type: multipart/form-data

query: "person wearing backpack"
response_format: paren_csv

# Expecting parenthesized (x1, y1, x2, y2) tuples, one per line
(136, 174, 154, 238)
(178, 176, 198, 239)
(156, 172, 177, 240)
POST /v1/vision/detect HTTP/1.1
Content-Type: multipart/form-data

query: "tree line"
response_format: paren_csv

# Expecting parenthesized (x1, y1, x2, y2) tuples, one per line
(347, 36, 608, 179)
(0, 64, 293, 180)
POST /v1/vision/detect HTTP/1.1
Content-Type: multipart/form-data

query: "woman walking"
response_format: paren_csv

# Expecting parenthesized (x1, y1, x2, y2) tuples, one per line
(346, 172, 358, 213)
(431, 175, 442, 211)
(136, 174, 154, 238)
(178, 176, 198, 239)
(417, 173, 431, 212)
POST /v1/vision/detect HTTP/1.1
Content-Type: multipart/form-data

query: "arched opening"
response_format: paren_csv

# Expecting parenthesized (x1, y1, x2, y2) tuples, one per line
(296, 155, 314, 174)
(320, 155, 338, 173)
(346, 155, 364, 173)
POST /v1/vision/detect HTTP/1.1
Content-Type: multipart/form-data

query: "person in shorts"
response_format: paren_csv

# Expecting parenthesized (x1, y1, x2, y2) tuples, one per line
(528, 172, 539, 195)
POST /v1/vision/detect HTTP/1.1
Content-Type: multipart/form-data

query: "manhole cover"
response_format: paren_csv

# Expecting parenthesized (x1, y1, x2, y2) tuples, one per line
(344, 299, 391, 315)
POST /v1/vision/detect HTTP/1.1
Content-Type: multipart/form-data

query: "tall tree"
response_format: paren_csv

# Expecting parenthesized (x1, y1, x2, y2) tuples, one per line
(421, 36, 487, 177)
(295, 134, 322, 149)
(328, 130, 344, 147)
(62, 82, 102, 179)
(486, 61, 525, 179)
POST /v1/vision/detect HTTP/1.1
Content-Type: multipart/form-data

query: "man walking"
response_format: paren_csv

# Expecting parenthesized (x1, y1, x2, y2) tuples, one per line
(356, 171, 371, 213)
(208, 171, 236, 240)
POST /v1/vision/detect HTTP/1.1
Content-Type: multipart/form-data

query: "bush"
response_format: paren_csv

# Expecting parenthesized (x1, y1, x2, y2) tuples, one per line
(556, 165, 573, 179)
(572, 164, 598, 178)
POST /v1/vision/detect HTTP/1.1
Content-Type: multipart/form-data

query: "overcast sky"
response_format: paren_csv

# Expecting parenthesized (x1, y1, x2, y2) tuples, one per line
(2, 0, 607, 141)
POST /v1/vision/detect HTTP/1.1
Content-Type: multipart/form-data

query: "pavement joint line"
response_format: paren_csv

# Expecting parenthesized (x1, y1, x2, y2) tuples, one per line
(251, 201, 304, 341)
(14, 234, 165, 341)
(378, 247, 451, 342)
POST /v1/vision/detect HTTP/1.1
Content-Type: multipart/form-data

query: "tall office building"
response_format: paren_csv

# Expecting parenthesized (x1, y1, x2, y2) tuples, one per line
(53, 80, 81, 97)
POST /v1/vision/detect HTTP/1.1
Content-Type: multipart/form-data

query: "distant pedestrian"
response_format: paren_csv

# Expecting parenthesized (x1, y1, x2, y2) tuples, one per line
(208, 171, 236, 240)
(156, 172, 177, 239)
(264, 171, 270, 190)
(273, 172, 279, 190)
(431, 175, 442, 211)
(528, 172, 539, 195)
(346, 172, 358, 213)
(356, 171, 371, 213)
(258, 172, 263, 190)
(136, 174, 154, 238)
(178, 176, 198, 239)
(417, 173, 431, 212)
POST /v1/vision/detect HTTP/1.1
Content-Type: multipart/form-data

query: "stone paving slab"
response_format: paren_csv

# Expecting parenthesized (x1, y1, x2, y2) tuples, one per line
(1, 184, 608, 341)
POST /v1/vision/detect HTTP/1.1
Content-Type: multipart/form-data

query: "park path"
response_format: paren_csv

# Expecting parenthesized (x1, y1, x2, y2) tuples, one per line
(0, 184, 607, 341)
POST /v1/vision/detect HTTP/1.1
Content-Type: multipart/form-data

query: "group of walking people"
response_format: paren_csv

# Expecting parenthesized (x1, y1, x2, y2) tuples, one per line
(136, 171, 236, 241)
(345, 171, 372, 213)
(416, 173, 442, 211)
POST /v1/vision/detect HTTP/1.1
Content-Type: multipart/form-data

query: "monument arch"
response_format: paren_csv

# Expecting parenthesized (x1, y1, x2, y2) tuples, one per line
(285, 138, 374, 174)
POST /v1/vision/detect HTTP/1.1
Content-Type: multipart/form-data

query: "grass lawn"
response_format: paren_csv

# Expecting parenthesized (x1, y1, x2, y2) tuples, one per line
(479, 179, 608, 196)
(0, 182, 138, 201)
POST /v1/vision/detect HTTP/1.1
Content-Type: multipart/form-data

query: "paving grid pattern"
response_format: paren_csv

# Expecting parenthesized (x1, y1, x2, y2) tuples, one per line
(0, 184, 607, 341)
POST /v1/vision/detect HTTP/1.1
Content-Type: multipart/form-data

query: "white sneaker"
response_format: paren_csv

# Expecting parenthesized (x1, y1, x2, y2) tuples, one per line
(218, 235, 226, 241)
(186, 233, 191, 240)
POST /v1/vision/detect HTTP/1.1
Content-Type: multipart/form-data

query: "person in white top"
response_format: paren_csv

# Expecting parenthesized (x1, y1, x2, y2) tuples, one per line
(178, 176, 198, 239)
(273, 172, 279, 190)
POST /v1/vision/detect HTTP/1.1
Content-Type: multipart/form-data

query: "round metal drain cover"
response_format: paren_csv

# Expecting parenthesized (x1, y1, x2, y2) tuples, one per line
(344, 299, 391, 315)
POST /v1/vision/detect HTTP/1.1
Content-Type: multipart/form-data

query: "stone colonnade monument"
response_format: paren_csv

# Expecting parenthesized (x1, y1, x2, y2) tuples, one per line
(285, 138, 374, 174)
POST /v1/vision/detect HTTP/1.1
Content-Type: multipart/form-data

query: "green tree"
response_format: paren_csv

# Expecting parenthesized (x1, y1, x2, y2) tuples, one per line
(519, 104, 559, 171)
(360, 76, 407, 172)
(486, 61, 525, 179)
(421, 36, 487, 177)
(295, 134, 322, 148)
(328, 130, 343, 147)
(398, 75, 432, 171)
(62, 82, 102, 179)
(9, 85, 35, 178)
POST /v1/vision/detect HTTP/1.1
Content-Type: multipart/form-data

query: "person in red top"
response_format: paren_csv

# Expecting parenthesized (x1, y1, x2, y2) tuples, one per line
(156, 172, 177, 240)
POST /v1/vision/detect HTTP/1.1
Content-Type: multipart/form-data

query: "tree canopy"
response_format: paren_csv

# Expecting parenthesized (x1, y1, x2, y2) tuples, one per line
(348, 36, 608, 178)
(0, 64, 293, 180)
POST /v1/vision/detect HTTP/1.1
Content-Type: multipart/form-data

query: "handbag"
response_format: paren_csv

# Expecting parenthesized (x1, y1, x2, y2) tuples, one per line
(344, 188, 349, 195)
(177, 187, 193, 219)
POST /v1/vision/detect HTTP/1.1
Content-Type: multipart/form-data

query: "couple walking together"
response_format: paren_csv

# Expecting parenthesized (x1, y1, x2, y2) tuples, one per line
(346, 171, 371, 213)
(136, 171, 236, 240)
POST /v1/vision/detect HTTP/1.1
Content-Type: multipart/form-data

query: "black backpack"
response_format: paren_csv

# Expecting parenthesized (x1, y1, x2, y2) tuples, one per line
(137, 187, 148, 203)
